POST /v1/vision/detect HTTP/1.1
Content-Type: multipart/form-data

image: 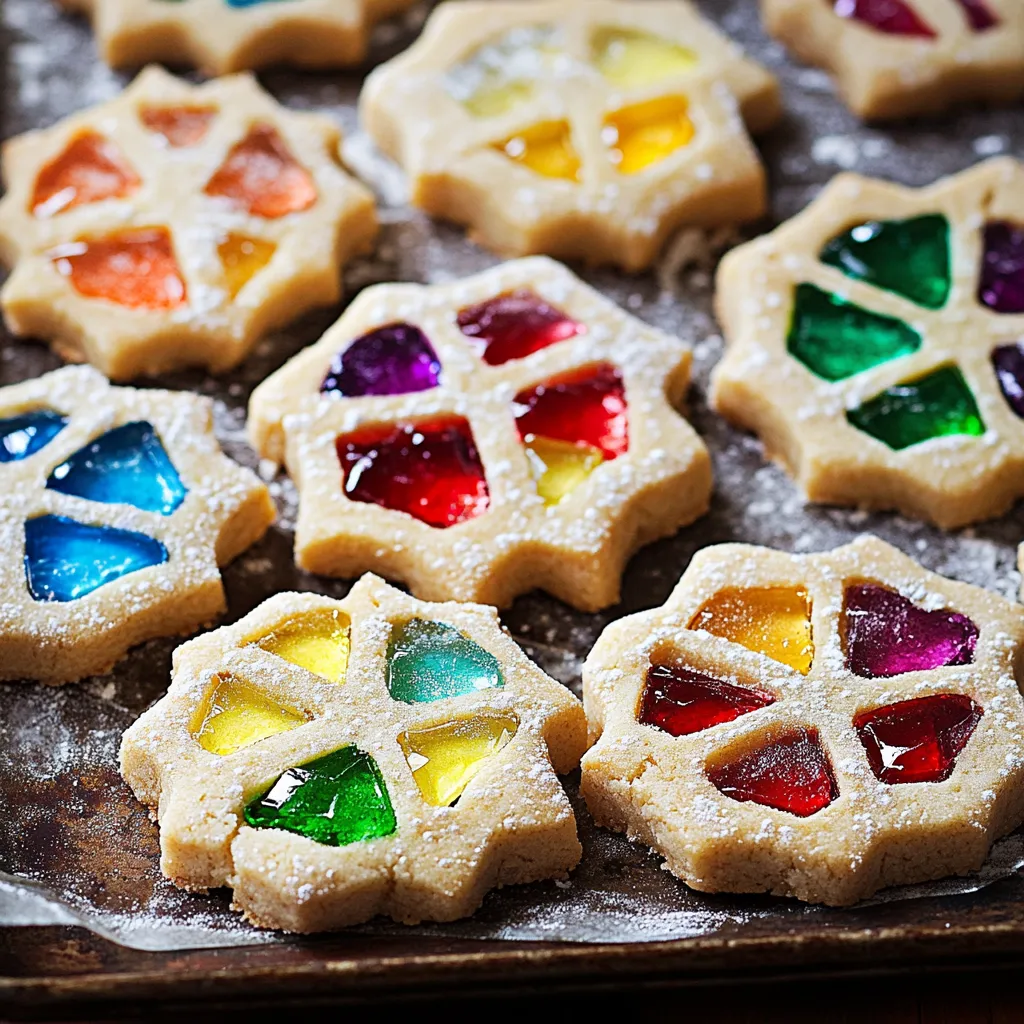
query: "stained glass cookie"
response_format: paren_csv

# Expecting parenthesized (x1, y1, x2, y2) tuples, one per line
(120, 575, 588, 931)
(762, 0, 1024, 120)
(248, 256, 712, 612)
(712, 158, 1024, 529)
(0, 365, 275, 685)
(0, 65, 377, 381)
(581, 535, 1024, 906)
(360, 0, 780, 271)
(58, 0, 420, 74)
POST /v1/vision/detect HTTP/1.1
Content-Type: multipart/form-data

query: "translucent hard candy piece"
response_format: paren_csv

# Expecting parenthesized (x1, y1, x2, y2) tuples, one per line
(0, 410, 67, 463)
(689, 587, 814, 674)
(832, 0, 937, 37)
(336, 418, 490, 528)
(456, 289, 584, 366)
(495, 120, 582, 182)
(603, 96, 695, 175)
(955, 0, 999, 30)
(591, 27, 697, 86)
(843, 582, 978, 678)
(639, 664, 775, 736)
(31, 131, 141, 219)
(978, 221, 1024, 314)
(139, 105, 216, 147)
(846, 366, 985, 449)
(514, 363, 628, 460)
(244, 745, 397, 847)
(522, 435, 604, 505)
(204, 123, 316, 219)
(51, 228, 187, 311)
(24, 514, 168, 602)
(193, 674, 306, 757)
(251, 610, 351, 684)
(707, 728, 839, 818)
(445, 24, 560, 118)
(320, 324, 442, 399)
(787, 283, 921, 382)
(387, 618, 504, 704)
(46, 421, 187, 516)
(218, 233, 276, 298)
(399, 712, 519, 807)
(225, 0, 296, 6)
(855, 693, 982, 784)
(993, 343, 1024, 418)
(819, 215, 951, 309)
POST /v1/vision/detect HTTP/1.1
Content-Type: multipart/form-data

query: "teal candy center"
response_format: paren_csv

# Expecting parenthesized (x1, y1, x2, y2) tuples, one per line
(820, 214, 951, 310)
(386, 619, 504, 703)
(846, 366, 985, 450)
(787, 284, 922, 382)
(244, 746, 396, 847)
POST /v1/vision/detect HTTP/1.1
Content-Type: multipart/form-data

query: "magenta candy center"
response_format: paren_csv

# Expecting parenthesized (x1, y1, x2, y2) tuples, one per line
(978, 222, 1024, 315)
(321, 323, 442, 398)
(844, 583, 978, 678)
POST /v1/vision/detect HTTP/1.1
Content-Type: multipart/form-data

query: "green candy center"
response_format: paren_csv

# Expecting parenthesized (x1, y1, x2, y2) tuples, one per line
(244, 745, 396, 847)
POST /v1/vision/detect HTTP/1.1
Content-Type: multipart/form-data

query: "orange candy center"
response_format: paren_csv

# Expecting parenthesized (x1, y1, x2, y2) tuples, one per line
(51, 228, 187, 310)
(204, 123, 316, 219)
(140, 105, 217, 147)
(31, 132, 141, 219)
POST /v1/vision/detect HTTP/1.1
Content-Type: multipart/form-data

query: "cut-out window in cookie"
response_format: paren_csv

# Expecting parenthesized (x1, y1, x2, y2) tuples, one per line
(581, 537, 1024, 904)
(399, 712, 519, 807)
(362, 0, 781, 270)
(713, 159, 1024, 528)
(854, 694, 982, 784)
(762, 0, 1024, 119)
(0, 66, 376, 380)
(249, 610, 352, 684)
(120, 579, 588, 931)
(247, 257, 710, 611)
(0, 365, 273, 684)
(59, 0, 421, 75)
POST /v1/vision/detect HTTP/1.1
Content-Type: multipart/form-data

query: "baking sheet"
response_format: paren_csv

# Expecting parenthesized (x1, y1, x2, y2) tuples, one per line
(2, 0, 1024, 953)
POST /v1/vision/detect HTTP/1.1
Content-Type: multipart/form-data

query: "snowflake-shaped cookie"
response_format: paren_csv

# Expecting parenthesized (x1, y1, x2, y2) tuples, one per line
(58, 0, 420, 74)
(360, 0, 780, 270)
(712, 158, 1024, 530)
(248, 256, 711, 612)
(0, 66, 377, 381)
(0, 365, 275, 685)
(120, 574, 587, 931)
(762, 0, 1024, 120)
(581, 535, 1024, 906)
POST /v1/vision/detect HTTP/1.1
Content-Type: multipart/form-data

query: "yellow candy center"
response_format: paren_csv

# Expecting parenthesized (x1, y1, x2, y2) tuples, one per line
(252, 610, 351, 684)
(399, 713, 519, 807)
(193, 674, 306, 756)
(523, 435, 604, 504)
(604, 96, 695, 175)
(496, 120, 582, 182)
(591, 27, 697, 86)
(689, 587, 814, 674)
(218, 233, 276, 298)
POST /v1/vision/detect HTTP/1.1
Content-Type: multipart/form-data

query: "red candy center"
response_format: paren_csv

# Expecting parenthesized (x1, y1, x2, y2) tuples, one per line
(955, 0, 998, 30)
(456, 289, 585, 366)
(514, 363, 628, 459)
(854, 694, 982, 784)
(31, 132, 141, 219)
(639, 664, 775, 736)
(336, 418, 490, 529)
(205, 123, 316, 219)
(708, 729, 838, 817)
(832, 0, 936, 37)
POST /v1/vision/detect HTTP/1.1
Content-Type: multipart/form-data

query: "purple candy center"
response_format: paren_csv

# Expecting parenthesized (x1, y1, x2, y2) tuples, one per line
(993, 343, 1024, 418)
(321, 323, 442, 398)
(844, 583, 978, 678)
(978, 222, 1024, 315)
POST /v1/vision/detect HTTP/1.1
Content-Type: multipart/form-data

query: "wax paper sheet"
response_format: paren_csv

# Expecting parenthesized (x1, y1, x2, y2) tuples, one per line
(2, 0, 1023, 953)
